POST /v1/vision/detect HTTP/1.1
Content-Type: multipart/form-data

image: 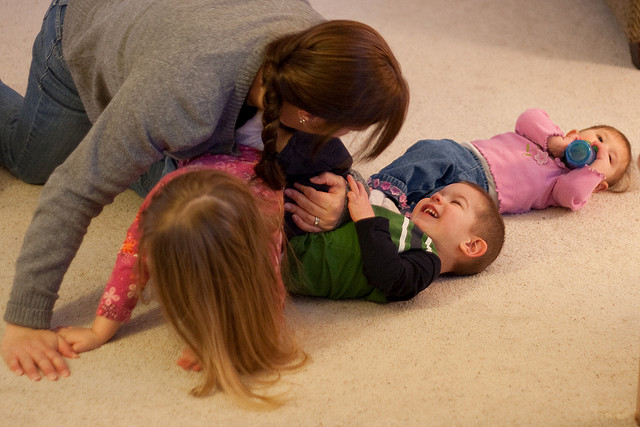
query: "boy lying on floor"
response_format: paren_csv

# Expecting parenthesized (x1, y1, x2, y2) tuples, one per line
(287, 175, 505, 302)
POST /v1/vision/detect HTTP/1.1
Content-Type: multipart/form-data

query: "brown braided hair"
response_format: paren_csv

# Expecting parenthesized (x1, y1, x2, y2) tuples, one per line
(255, 20, 410, 190)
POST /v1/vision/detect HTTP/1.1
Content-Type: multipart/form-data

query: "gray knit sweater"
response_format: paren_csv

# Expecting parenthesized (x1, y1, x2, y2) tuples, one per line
(4, 0, 323, 328)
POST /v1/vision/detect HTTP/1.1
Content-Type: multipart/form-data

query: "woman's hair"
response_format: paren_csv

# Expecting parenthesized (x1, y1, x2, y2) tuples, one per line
(137, 170, 305, 408)
(256, 20, 410, 189)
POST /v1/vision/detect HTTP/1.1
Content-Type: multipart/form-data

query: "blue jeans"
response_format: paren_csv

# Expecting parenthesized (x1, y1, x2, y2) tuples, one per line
(368, 139, 488, 214)
(0, 0, 168, 195)
(0, 0, 92, 184)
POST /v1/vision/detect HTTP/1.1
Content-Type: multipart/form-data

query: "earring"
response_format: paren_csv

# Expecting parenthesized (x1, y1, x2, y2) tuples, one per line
(299, 116, 306, 126)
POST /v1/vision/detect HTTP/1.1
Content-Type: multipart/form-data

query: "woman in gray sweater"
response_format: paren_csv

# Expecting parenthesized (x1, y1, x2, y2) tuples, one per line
(0, 0, 409, 381)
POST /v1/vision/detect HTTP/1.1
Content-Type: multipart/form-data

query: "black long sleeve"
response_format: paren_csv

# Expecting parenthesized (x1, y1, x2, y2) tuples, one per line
(354, 217, 441, 301)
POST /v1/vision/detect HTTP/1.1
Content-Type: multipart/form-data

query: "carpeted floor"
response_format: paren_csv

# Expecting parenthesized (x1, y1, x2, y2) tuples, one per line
(1, 0, 639, 425)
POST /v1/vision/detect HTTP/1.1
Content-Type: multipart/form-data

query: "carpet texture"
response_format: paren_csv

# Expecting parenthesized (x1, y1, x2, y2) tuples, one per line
(1, 0, 639, 425)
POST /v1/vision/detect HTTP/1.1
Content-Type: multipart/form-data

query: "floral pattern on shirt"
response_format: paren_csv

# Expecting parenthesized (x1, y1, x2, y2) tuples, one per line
(97, 146, 285, 322)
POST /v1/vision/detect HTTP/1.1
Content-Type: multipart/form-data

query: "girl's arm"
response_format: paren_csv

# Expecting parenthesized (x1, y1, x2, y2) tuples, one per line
(56, 317, 122, 353)
(515, 108, 564, 151)
(55, 198, 151, 353)
(551, 143, 608, 210)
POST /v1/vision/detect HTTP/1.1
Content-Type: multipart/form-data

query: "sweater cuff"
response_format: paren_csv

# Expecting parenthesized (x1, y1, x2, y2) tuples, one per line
(3, 288, 57, 329)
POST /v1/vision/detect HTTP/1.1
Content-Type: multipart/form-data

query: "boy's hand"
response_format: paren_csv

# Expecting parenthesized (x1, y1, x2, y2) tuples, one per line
(346, 175, 375, 222)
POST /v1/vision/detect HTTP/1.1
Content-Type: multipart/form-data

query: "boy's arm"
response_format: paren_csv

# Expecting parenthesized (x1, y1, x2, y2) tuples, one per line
(347, 175, 440, 300)
(354, 217, 441, 301)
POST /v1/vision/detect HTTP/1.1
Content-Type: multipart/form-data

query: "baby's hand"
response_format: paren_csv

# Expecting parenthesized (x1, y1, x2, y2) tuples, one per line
(346, 175, 375, 222)
(56, 327, 108, 353)
(587, 139, 610, 177)
(176, 347, 202, 372)
(547, 134, 578, 158)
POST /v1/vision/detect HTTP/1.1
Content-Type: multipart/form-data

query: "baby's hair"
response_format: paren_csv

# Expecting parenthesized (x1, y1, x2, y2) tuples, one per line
(582, 125, 632, 192)
(137, 170, 305, 408)
(256, 20, 410, 189)
(452, 182, 505, 276)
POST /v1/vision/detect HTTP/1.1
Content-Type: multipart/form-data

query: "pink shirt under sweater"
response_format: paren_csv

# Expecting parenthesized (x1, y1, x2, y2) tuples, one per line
(96, 146, 284, 323)
(471, 109, 605, 214)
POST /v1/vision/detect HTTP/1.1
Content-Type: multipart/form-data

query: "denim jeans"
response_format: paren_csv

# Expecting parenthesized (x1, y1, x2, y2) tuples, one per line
(0, 0, 168, 195)
(0, 0, 92, 184)
(368, 139, 489, 214)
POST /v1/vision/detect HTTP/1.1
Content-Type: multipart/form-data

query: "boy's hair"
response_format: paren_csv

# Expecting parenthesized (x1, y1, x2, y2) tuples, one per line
(582, 125, 632, 192)
(256, 20, 409, 189)
(451, 182, 505, 276)
(138, 170, 305, 408)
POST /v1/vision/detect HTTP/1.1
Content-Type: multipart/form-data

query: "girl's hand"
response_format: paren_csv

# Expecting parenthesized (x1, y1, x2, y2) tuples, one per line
(346, 175, 375, 222)
(547, 133, 579, 158)
(56, 317, 122, 353)
(587, 139, 610, 176)
(284, 172, 347, 232)
(176, 347, 202, 372)
(56, 327, 107, 353)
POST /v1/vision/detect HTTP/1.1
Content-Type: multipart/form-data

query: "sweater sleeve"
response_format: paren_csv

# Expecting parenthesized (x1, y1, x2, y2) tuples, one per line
(514, 108, 563, 150)
(3, 67, 221, 329)
(354, 217, 441, 301)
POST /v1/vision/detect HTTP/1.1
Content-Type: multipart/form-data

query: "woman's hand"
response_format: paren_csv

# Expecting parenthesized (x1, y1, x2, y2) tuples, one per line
(284, 172, 347, 232)
(1, 323, 78, 381)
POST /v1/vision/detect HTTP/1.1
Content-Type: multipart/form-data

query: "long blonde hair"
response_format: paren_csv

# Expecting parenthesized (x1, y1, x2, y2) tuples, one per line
(138, 170, 305, 407)
(255, 20, 410, 189)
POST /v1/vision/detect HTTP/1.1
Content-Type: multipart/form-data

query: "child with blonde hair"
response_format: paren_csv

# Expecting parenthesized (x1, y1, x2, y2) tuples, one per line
(59, 148, 305, 408)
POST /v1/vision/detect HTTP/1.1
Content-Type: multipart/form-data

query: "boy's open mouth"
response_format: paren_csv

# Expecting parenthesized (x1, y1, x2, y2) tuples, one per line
(422, 206, 439, 218)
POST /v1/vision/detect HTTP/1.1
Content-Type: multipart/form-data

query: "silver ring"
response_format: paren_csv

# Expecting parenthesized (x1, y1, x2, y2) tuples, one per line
(314, 216, 320, 227)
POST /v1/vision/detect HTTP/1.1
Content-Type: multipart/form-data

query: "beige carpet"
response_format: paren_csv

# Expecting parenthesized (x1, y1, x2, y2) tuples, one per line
(2, 0, 640, 425)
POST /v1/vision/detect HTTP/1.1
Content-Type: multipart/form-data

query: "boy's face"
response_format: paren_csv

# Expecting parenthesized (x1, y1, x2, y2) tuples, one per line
(577, 128, 629, 184)
(410, 183, 482, 246)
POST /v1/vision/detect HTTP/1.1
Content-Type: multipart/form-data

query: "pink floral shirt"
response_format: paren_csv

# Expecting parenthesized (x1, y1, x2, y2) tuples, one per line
(97, 146, 284, 322)
(471, 108, 605, 213)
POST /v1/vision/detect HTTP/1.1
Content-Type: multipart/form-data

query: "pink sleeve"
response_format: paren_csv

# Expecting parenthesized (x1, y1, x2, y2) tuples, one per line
(95, 177, 170, 323)
(96, 210, 146, 323)
(551, 166, 606, 210)
(514, 108, 564, 150)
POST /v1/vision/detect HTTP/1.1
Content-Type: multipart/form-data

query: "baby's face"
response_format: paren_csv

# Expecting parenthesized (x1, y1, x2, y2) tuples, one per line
(578, 128, 629, 184)
(410, 183, 482, 245)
